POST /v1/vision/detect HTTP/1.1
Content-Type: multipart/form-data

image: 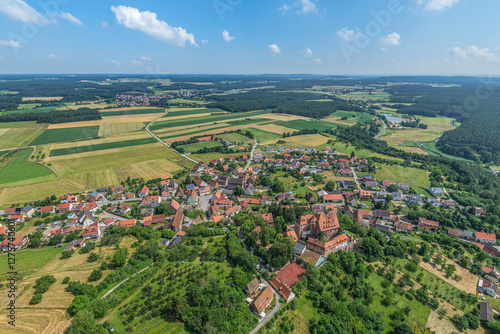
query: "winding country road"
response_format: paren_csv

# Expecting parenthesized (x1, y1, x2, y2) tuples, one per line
(145, 109, 199, 164)
(374, 115, 388, 140)
(243, 139, 258, 172)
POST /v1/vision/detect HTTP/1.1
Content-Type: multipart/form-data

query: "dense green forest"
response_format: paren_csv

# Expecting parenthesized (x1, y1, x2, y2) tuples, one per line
(329, 124, 500, 234)
(385, 82, 500, 162)
(0, 108, 101, 124)
(437, 112, 500, 163)
(205, 90, 362, 118)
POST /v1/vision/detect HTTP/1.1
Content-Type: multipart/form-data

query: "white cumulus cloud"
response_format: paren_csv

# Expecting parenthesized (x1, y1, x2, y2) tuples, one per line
(448, 45, 500, 62)
(268, 44, 281, 57)
(106, 59, 120, 66)
(304, 48, 313, 57)
(336, 28, 361, 43)
(312, 58, 321, 65)
(279, 0, 317, 15)
(111, 5, 197, 47)
(132, 60, 143, 66)
(55, 11, 82, 26)
(0, 40, 22, 48)
(278, 4, 292, 13)
(380, 32, 401, 49)
(48, 54, 58, 59)
(140, 56, 151, 61)
(0, 0, 47, 23)
(222, 30, 234, 43)
(202, 39, 208, 45)
(102, 21, 109, 29)
(417, 0, 460, 12)
(298, 0, 317, 14)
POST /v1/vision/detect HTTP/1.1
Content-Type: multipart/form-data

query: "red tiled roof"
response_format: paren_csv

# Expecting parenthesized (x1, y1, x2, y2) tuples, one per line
(0, 226, 9, 235)
(40, 205, 55, 213)
(253, 286, 273, 314)
(285, 230, 298, 242)
(117, 219, 136, 228)
(270, 276, 292, 301)
(323, 194, 342, 201)
(171, 210, 183, 230)
(476, 232, 496, 241)
(277, 263, 306, 287)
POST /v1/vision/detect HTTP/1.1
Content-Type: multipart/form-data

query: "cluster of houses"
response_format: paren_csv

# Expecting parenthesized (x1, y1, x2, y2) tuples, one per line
(245, 262, 306, 318)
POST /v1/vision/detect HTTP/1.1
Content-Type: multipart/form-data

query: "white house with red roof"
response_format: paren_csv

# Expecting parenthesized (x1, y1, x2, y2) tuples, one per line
(475, 232, 497, 245)
(138, 186, 149, 198)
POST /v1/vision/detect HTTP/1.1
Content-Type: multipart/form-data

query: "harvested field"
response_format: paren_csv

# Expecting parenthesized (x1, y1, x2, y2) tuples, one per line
(162, 123, 268, 143)
(0, 125, 46, 150)
(251, 123, 297, 135)
(426, 311, 458, 334)
(100, 108, 166, 117)
(419, 259, 479, 294)
(22, 97, 63, 101)
(149, 109, 270, 131)
(0, 180, 78, 208)
(115, 159, 184, 180)
(162, 108, 225, 118)
(61, 102, 116, 110)
(99, 106, 162, 112)
(153, 122, 229, 136)
(50, 131, 149, 150)
(0, 308, 70, 334)
(47, 114, 160, 129)
(262, 134, 329, 149)
(0, 128, 10, 137)
(46, 143, 191, 190)
(98, 123, 145, 136)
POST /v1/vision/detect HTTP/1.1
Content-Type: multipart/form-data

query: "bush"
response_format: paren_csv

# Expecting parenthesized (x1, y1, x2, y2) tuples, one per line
(30, 293, 42, 305)
(405, 261, 418, 273)
(78, 243, 96, 254)
(68, 295, 90, 316)
(88, 269, 103, 282)
(62, 276, 70, 284)
(61, 250, 74, 259)
(88, 253, 99, 262)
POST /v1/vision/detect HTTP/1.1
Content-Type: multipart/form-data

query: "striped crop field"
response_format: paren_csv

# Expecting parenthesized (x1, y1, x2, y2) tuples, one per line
(30, 126, 100, 145)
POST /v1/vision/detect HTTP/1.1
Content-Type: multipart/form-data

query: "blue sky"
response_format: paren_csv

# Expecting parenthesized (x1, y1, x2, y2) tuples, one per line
(0, 0, 498, 75)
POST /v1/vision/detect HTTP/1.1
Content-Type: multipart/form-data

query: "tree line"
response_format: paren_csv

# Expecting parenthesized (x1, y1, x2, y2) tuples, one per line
(0, 108, 102, 124)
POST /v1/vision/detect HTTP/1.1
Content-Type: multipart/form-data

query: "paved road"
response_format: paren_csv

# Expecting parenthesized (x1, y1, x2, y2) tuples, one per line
(350, 167, 362, 191)
(249, 280, 281, 334)
(198, 194, 211, 212)
(374, 116, 388, 140)
(145, 109, 199, 164)
(0, 145, 35, 152)
(243, 139, 258, 172)
(100, 210, 129, 221)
